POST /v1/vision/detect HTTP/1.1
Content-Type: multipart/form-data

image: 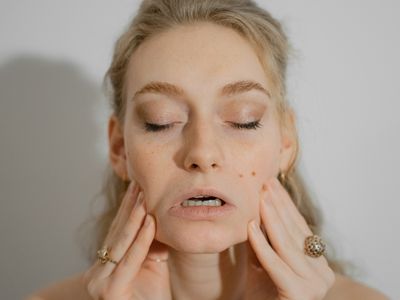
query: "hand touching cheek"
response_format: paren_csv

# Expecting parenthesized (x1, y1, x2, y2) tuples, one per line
(247, 177, 335, 300)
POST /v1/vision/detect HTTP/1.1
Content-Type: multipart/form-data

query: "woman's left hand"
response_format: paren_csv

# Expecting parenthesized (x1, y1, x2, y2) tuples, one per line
(247, 177, 336, 300)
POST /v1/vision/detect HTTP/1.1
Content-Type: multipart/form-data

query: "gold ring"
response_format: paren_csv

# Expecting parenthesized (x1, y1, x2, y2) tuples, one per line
(304, 235, 326, 258)
(97, 246, 118, 265)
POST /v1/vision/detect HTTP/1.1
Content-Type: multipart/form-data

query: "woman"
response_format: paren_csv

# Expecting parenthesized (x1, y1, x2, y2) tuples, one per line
(27, 0, 389, 299)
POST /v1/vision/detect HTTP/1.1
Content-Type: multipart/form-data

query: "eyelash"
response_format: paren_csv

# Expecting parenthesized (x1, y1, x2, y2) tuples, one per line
(144, 120, 262, 132)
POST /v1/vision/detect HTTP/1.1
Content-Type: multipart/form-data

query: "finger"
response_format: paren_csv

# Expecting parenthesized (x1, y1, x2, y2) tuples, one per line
(112, 214, 156, 288)
(141, 239, 170, 277)
(260, 190, 313, 277)
(267, 178, 310, 250)
(116, 182, 141, 230)
(99, 190, 147, 277)
(269, 177, 332, 280)
(246, 239, 264, 272)
(270, 177, 312, 236)
(106, 181, 139, 239)
(249, 220, 334, 297)
(248, 219, 295, 289)
(270, 177, 330, 259)
(146, 239, 169, 263)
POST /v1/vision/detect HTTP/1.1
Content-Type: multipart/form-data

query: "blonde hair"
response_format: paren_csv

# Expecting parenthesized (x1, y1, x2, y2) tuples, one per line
(79, 0, 350, 275)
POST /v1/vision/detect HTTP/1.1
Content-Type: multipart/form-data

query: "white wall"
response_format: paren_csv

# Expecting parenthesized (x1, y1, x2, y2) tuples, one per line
(0, 1, 398, 299)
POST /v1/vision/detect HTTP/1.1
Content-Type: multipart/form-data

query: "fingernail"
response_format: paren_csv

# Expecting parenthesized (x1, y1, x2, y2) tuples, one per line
(134, 191, 144, 208)
(250, 220, 259, 231)
(263, 193, 271, 205)
(144, 214, 152, 227)
(137, 191, 144, 203)
(129, 181, 136, 193)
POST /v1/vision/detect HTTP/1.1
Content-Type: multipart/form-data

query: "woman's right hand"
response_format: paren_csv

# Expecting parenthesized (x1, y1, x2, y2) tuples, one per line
(82, 181, 172, 300)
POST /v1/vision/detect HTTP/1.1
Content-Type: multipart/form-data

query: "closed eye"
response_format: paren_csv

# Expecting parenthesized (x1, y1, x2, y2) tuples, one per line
(144, 120, 262, 132)
(229, 120, 262, 130)
(144, 122, 174, 132)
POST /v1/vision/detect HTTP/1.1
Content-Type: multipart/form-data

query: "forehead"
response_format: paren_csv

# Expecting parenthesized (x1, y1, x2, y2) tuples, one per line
(125, 22, 271, 100)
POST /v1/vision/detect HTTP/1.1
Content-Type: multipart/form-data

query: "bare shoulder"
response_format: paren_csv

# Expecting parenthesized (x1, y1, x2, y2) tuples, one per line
(325, 273, 389, 300)
(25, 272, 91, 300)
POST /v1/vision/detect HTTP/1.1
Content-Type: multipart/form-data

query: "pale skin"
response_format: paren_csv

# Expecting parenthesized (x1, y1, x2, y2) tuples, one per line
(27, 22, 389, 300)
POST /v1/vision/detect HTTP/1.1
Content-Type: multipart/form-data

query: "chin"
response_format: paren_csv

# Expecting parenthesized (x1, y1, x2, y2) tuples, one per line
(155, 221, 247, 253)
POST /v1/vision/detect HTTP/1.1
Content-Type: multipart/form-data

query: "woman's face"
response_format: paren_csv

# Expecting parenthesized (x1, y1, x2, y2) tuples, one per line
(109, 22, 295, 253)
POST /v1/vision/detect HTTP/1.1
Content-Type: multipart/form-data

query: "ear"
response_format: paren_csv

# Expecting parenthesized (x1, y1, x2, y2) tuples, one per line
(279, 107, 297, 173)
(108, 114, 128, 180)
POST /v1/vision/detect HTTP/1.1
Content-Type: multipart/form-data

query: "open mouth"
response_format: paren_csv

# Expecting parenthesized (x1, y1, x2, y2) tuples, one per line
(181, 195, 226, 207)
(170, 192, 235, 220)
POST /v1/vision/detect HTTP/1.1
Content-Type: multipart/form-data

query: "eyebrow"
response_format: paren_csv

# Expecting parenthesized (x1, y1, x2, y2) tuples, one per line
(131, 80, 271, 101)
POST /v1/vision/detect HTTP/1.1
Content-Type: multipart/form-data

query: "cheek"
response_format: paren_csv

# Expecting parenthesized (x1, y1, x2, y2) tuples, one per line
(125, 141, 169, 191)
(233, 142, 280, 222)
(235, 143, 280, 186)
(233, 121, 282, 178)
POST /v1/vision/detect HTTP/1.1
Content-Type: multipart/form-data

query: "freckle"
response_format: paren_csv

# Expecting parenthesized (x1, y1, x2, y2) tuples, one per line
(262, 183, 267, 191)
(239, 174, 243, 178)
(251, 171, 256, 176)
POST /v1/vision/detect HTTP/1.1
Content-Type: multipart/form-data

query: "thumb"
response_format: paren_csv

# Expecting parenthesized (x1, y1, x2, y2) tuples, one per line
(146, 215, 169, 262)
(246, 240, 264, 272)
(143, 239, 170, 277)
(147, 239, 169, 262)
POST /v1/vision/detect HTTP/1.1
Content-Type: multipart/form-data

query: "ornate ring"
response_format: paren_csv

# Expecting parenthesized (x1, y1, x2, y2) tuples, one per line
(304, 235, 326, 258)
(97, 246, 118, 265)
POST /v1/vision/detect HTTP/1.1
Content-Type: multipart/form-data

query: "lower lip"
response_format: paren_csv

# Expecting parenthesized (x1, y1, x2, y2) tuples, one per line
(168, 203, 236, 220)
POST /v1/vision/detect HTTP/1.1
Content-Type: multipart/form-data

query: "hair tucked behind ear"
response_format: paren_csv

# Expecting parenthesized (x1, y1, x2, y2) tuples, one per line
(77, 0, 351, 275)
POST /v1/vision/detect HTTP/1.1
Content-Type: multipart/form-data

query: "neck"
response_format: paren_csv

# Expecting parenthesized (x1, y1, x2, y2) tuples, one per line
(167, 241, 248, 300)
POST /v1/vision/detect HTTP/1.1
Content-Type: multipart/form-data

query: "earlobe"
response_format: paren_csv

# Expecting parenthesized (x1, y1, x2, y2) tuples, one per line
(108, 114, 128, 180)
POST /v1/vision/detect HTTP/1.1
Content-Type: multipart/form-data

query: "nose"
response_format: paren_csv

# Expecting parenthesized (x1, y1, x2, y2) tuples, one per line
(182, 119, 225, 173)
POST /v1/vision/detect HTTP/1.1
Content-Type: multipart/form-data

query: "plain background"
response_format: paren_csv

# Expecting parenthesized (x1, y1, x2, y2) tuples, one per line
(1, 1, 399, 299)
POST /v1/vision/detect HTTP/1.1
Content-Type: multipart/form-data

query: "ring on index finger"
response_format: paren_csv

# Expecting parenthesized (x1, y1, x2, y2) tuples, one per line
(97, 246, 119, 265)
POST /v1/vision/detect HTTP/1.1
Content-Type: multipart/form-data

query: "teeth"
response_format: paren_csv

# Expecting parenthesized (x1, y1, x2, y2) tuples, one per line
(182, 199, 223, 207)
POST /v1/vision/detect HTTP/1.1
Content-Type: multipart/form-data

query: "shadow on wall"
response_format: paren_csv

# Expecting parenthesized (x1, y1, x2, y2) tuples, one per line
(0, 55, 109, 299)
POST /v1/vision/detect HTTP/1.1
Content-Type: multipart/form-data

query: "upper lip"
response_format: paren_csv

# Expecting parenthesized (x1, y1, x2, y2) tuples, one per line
(171, 187, 233, 207)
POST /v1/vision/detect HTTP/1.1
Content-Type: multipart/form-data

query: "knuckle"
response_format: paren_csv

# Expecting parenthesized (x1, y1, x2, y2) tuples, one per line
(117, 229, 130, 243)
(116, 218, 143, 245)
(81, 268, 92, 285)
(128, 207, 145, 223)
(85, 274, 115, 300)
(97, 281, 114, 300)
(86, 278, 101, 298)
(325, 269, 336, 287)
(123, 240, 147, 267)
(312, 282, 329, 300)
(123, 247, 139, 266)
(316, 287, 328, 300)
(128, 208, 141, 223)
(136, 234, 148, 249)
(298, 280, 328, 300)
(104, 231, 116, 246)
(276, 238, 296, 254)
(108, 220, 119, 236)
(130, 213, 141, 227)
